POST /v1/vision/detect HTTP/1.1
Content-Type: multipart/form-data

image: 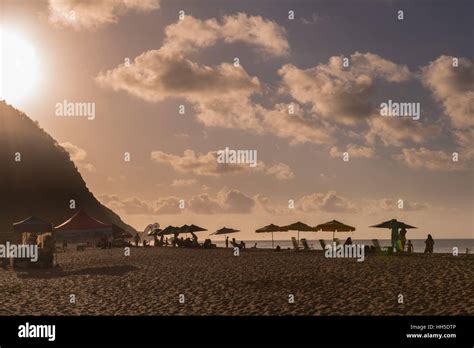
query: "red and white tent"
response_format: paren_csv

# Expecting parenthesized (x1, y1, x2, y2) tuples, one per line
(55, 209, 113, 243)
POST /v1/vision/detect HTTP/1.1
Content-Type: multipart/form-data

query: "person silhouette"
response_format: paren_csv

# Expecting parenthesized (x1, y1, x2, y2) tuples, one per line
(407, 240, 414, 253)
(424, 234, 434, 253)
(399, 228, 407, 250)
(134, 233, 140, 247)
(391, 222, 399, 252)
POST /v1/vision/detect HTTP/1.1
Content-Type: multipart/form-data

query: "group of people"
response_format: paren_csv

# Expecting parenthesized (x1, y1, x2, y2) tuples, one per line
(225, 236, 246, 249)
(389, 225, 434, 254)
(134, 232, 217, 249)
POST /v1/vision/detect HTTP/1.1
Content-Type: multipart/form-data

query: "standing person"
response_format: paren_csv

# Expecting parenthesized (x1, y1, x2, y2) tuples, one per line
(407, 240, 414, 253)
(424, 234, 434, 253)
(399, 227, 407, 251)
(225, 236, 229, 248)
(134, 233, 140, 247)
(391, 224, 399, 252)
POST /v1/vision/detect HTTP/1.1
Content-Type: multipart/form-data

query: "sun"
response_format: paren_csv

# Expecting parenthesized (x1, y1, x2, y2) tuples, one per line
(0, 28, 40, 104)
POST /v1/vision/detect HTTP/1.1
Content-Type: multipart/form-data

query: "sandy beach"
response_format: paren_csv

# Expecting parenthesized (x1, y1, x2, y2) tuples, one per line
(0, 247, 472, 316)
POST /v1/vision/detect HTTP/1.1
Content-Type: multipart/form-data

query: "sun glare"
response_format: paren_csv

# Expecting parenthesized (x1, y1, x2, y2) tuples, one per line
(0, 28, 40, 104)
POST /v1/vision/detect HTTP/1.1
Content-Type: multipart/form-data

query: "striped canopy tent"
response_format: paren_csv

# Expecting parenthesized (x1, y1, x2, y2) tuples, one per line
(13, 216, 54, 245)
(55, 209, 113, 243)
(313, 219, 355, 241)
(281, 221, 313, 245)
(13, 216, 53, 234)
(255, 224, 284, 249)
(112, 224, 133, 239)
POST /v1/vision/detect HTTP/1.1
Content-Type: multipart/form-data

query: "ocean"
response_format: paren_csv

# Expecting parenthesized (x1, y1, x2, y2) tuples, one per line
(141, 233, 473, 254)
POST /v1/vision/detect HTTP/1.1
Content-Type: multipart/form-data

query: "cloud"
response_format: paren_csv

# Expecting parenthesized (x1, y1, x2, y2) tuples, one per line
(377, 198, 429, 212)
(279, 52, 411, 125)
(261, 103, 333, 145)
(96, 13, 292, 140)
(48, 0, 160, 30)
(253, 194, 280, 214)
(366, 117, 440, 147)
(60, 142, 96, 172)
(255, 191, 433, 215)
(453, 129, 474, 160)
(151, 149, 249, 176)
(96, 12, 287, 101)
(170, 179, 197, 187)
(99, 187, 256, 216)
(300, 13, 330, 25)
(154, 197, 182, 214)
(264, 162, 295, 180)
(60, 141, 86, 161)
(150, 149, 294, 180)
(329, 144, 374, 158)
(96, 52, 260, 103)
(298, 191, 357, 213)
(183, 187, 256, 214)
(421, 55, 474, 129)
(162, 13, 289, 57)
(98, 194, 154, 215)
(393, 147, 464, 171)
(99, 194, 182, 215)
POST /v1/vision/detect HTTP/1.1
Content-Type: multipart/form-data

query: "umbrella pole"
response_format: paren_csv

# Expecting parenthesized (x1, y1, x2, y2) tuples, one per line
(272, 232, 274, 249)
(298, 231, 300, 245)
(333, 230, 335, 242)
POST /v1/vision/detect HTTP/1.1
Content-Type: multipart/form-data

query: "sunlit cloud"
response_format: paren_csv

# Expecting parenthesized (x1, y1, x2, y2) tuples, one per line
(48, 0, 160, 30)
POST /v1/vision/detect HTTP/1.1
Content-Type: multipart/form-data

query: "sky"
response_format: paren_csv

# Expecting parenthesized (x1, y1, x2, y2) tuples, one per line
(1, 0, 473, 240)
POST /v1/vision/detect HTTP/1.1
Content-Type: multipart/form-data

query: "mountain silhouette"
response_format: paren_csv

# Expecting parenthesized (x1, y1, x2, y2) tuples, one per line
(0, 101, 136, 235)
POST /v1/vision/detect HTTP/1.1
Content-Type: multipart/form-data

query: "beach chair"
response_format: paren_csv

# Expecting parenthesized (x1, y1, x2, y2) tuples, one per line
(319, 239, 327, 250)
(372, 239, 390, 255)
(301, 238, 313, 250)
(334, 238, 341, 246)
(291, 237, 301, 251)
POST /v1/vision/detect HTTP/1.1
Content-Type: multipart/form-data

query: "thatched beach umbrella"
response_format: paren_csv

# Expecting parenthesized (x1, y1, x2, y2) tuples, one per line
(180, 224, 208, 234)
(157, 225, 180, 236)
(313, 219, 355, 242)
(370, 219, 417, 247)
(255, 224, 285, 249)
(370, 219, 417, 230)
(210, 227, 240, 237)
(281, 221, 313, 245)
